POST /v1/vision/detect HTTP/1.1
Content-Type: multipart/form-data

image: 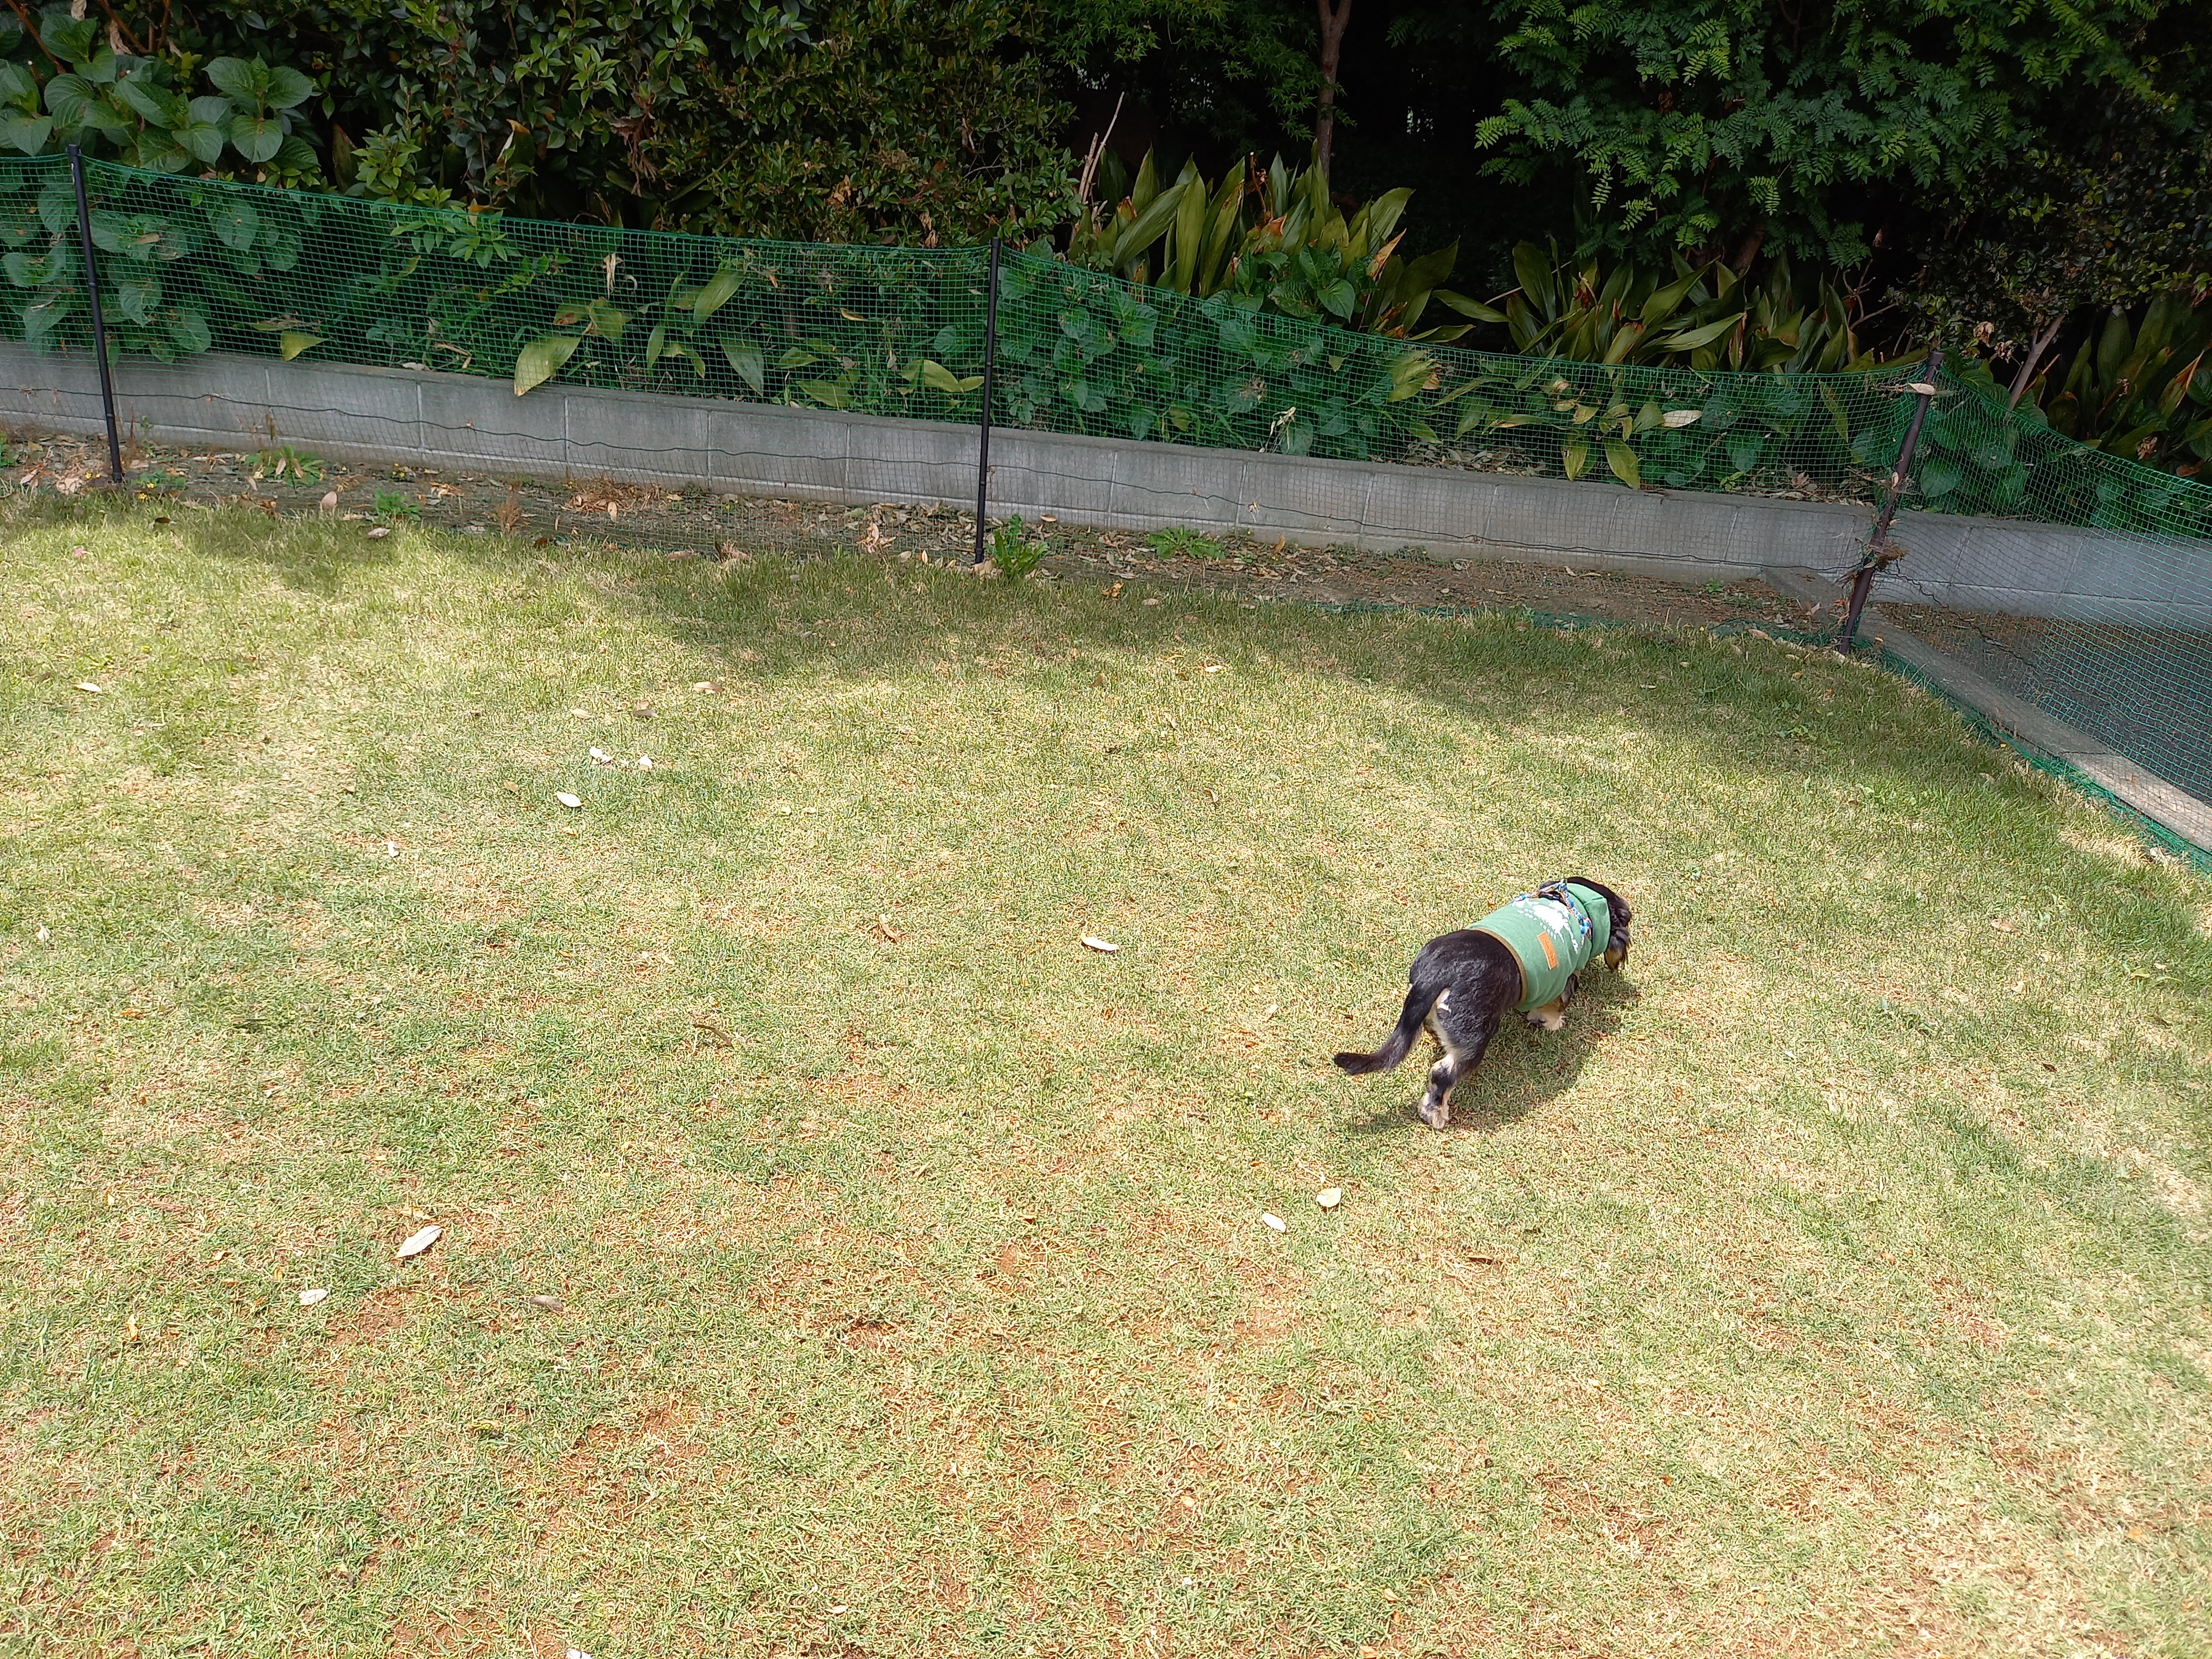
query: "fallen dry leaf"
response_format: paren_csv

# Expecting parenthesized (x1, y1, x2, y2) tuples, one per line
(366, 525, 391, 539)
(872, 914, 904, 943)
(299, 1287, 329, 1307)
(74, 681, 102, 693)
(1990, 917, 2016, 933)
(1081, 936, 1119, 953)
(555, 791, 582, 810)
(395, 1224, 442, 1260)
(1261, 1213, 1286, 1232)
(1316, 1188, 1342, 1209)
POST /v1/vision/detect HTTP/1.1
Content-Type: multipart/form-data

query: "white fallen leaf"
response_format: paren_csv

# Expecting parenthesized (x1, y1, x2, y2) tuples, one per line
(36, 924, 50, 942)
(1203, 664, 1224, 673)
(1315, 1188, 1342, 1210)
(1261, 1212, 1286, 1232)
(319, 490, 339, 512)
(299, 1286, 329, 1306)
(589, 747, 612, 764)
(691, 680, 714, 692)
(1661, 408, 1701, 428)
(395, 1224, 442, 1259)
(567, 1650, 592, 1659)
(1081, 936, 1120, 953)
(555, 791, 582, 810)
(636, 755, 652, 770)
(384, 841, 399, 858)
(366, 525, 391, 539)
(75, 681, 102, 693)
(570, 708, 593, 718)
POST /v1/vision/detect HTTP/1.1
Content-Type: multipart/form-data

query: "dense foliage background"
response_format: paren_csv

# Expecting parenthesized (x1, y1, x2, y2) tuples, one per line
(7, 1, 2210, 465)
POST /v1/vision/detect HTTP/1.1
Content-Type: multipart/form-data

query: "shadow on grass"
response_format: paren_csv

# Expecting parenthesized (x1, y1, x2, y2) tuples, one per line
(1343, 969, 1641, 1137)
(75, 496, 2212, 989)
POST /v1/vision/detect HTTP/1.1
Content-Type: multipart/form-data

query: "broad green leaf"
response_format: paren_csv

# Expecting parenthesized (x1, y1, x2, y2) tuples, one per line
(692, 263, 742, 321)
(0, 62, 39, 111)
(645, 322, 666, 370)
(113, 268, 159, 324)
(0, 114, 51, 155)
(210, 200, 259, 252)
(721, 338, 764, 393)
(229, 111, 282, 164)
(114, 78, 181, 128)
(3, 248, 51, 287)
(1657, 315, 1741, 352)
(1116, 179, 1190, 270)
(23, 293, 72, 346)
(43, 74, 94, 127)
(39, 15, 98, 65)
(1637, 266, 1705, 326)
(1603, 440, 1641, 487)
(264, 65, 314, 111)
(583, 299, 625, 341)
(181, 98, 228, 164)
(920, 359, 983, 395)
(671, 342, 706, 378)
(164, 306, 210, 355)
(513, 333, 580, 396)
(1511, 242, 1554, 317)
(1918, 454, 1961, 497)
(776, 347, 816, 369)
(797, 379, 848, 409)
(279, 330, 322, 361)
(1561, 439, 1589, 480)
(204, 58, 268, 108)
(131, 126, 191, 173)
(272, 134, 317, 176)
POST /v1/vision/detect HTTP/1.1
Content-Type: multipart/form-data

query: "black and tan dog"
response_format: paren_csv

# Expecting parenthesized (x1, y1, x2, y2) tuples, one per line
(1334, 877, 1632, 1128)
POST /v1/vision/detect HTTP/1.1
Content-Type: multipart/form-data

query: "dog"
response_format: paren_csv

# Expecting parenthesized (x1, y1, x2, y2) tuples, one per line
(1334, 877, 1632, 1128)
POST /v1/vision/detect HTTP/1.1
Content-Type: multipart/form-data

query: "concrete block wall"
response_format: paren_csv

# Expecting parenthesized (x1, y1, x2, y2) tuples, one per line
(3, 343, 2205, 629)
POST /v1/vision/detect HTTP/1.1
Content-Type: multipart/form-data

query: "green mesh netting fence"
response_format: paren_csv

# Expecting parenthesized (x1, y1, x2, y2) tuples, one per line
(2, 154, 1924, 488)
(3, 155, 2207, 847)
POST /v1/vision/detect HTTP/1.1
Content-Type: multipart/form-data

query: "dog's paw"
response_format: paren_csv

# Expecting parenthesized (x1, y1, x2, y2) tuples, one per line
(1537, 1011, 1566, 1032)
(1418, 1094, 1450, 1130)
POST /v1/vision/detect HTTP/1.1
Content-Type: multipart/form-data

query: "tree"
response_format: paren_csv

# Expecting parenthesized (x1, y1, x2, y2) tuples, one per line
(133, 1, 1076, 242)
(1458, 0, 2176, 270)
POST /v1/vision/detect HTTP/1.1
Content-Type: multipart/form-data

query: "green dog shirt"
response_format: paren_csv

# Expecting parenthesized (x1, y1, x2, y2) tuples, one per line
(1471, 881, 1612, 1011)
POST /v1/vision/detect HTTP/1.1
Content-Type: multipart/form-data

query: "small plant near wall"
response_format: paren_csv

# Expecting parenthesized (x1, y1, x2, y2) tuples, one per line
(988, 514, 1045, 578)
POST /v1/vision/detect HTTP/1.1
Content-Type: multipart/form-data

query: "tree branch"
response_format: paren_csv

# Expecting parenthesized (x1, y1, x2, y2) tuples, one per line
(2007, 312, 2065, 409)
(1313, 0, 1352, 180)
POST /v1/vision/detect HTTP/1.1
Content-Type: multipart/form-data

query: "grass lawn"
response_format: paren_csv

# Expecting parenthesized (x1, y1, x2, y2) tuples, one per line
(3, 502, 2210, 1659)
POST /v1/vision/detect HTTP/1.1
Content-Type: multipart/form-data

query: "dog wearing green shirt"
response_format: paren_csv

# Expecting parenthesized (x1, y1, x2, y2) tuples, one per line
(1334, 877, 1632, 1128)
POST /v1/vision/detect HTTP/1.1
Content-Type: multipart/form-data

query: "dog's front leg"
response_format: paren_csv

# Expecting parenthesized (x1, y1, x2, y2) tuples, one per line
(1524, 973, 1579, 1032)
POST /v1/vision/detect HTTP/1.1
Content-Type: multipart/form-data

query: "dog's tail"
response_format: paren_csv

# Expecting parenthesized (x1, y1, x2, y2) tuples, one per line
(1333, 986, 1436, 1075)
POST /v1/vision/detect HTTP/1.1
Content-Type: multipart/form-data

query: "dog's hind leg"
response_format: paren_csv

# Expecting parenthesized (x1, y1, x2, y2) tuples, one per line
(1418, 1006, 1501, 1129)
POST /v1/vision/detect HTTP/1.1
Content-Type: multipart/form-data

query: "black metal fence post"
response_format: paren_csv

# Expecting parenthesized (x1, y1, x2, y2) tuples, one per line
(971, 236, 1001, 566)
(1840, 348, 1943, 651)
(67, 145, 124, 489)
